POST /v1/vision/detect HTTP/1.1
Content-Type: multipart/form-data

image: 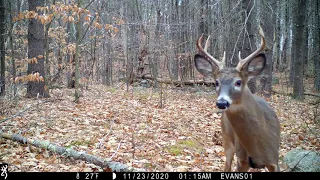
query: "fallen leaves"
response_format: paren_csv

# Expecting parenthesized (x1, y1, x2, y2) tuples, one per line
(0, 84, 318, 172)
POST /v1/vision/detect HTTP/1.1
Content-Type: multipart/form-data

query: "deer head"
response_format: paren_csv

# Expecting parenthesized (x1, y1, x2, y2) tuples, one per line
(194, 27, 266, 109)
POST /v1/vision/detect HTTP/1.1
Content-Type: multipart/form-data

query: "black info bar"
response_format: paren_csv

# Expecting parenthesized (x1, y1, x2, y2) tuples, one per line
(1, 172, 318, 180)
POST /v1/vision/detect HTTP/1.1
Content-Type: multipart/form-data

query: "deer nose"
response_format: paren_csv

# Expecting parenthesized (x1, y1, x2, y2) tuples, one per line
(216, 99, 230, 109)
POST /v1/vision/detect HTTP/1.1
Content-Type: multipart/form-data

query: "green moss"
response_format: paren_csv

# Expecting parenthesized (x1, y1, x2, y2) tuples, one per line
(166, 139, 201, 156)
(166, 145, 183, 156)
(109, 87, 117, 93)
(178, 140, 197, 148)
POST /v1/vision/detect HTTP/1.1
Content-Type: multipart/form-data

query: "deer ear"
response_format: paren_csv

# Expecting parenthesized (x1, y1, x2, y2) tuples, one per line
(245, 53, 266, 78)
(194, 54, 218, 78)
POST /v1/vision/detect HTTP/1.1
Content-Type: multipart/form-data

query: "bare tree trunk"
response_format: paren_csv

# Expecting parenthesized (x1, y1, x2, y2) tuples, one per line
(74, 0, 82, 103)
(104, 41, 113, 86)
(26, 0, 49, 98)
(67, 0, 75, 88)
(241, 0, 257, 94)
(147, 4, 160, 89)
(9, 1, 17, 96)
(170, 0, 179, 80)
(200, 0, 208, 36)
(119, 1, 131, 90)
(0, 0, 5, 96)
(282, 1, 290, 68)
(304, 0, 310, 76)
(279, 1, 287, 69)
(44, 0, 55, 88)
(273, 1, 280, 71)
(222, 0, 232, 68)
(258, 0, 275, 98)
(289, 1, 295, 85)
(292, 0, 306, 99)
(314, 0, 320, 91)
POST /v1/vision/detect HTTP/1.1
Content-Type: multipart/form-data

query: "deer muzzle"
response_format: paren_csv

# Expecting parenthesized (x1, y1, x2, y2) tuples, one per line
(216, 99, 230, 109)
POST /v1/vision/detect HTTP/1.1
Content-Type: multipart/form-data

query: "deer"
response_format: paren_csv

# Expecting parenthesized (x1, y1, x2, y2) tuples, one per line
(193, 27, 281, 172)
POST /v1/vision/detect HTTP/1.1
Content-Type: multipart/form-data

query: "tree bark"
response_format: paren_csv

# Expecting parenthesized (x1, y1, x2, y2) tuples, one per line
(258, 0, 275, 98)
(66, 0, 75, 88)
(273, 1, 280, 71)
(314, 0, 320, 91)
(170, 0, 179, 80)
(292, 0, 306, 99)
(26, 0, 49, 98)
(241, 0, 257, 94)
(289, 1, 295, 85)
(8, 1, 17, 96)
(0, 0, 5, 96)
(74, 0, 82, 102)
(44, 0, 54, 88)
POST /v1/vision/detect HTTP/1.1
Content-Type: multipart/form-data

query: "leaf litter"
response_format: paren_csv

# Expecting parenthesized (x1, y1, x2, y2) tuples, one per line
(0, 83, 319, 172)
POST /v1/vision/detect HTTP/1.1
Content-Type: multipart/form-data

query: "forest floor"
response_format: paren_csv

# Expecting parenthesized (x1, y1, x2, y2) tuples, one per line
(0, 81, 319, 172)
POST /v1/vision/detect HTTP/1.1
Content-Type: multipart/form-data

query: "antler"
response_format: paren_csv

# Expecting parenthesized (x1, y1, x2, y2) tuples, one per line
(236, 26, 266, 72)
(196, 34, 224, 70)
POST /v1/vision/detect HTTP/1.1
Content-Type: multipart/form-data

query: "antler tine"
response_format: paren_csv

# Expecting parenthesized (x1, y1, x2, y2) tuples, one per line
(196, 34, 223, 69)
(236, 26, 266, 72)
(204, 35, 210, 51)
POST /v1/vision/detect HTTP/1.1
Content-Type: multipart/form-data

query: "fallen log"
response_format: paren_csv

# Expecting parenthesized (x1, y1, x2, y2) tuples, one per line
(0, 131, 145, 172)
(272, 90, 320, 97)
(140, 75, 215, 87)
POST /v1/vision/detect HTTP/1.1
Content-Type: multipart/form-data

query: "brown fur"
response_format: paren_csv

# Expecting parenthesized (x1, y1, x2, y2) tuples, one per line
(194, 53, 281, 172)
(222, 87, 280, 171)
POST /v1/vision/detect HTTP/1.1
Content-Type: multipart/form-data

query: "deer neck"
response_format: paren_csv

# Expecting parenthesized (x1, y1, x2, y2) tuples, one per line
(223, 88, 267, 149)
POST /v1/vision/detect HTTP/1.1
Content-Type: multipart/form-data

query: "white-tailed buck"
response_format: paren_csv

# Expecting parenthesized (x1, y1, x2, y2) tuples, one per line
(194, 27, 281, 172)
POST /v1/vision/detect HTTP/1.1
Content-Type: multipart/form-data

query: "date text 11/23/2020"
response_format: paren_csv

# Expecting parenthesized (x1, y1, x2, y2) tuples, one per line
(120, 172, 253, 180)
(118, 172, 318, 180)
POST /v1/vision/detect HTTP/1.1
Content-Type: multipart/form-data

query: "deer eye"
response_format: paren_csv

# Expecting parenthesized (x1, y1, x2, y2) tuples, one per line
(235, 80, 241, 86)
(215, 80, 219, 87)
